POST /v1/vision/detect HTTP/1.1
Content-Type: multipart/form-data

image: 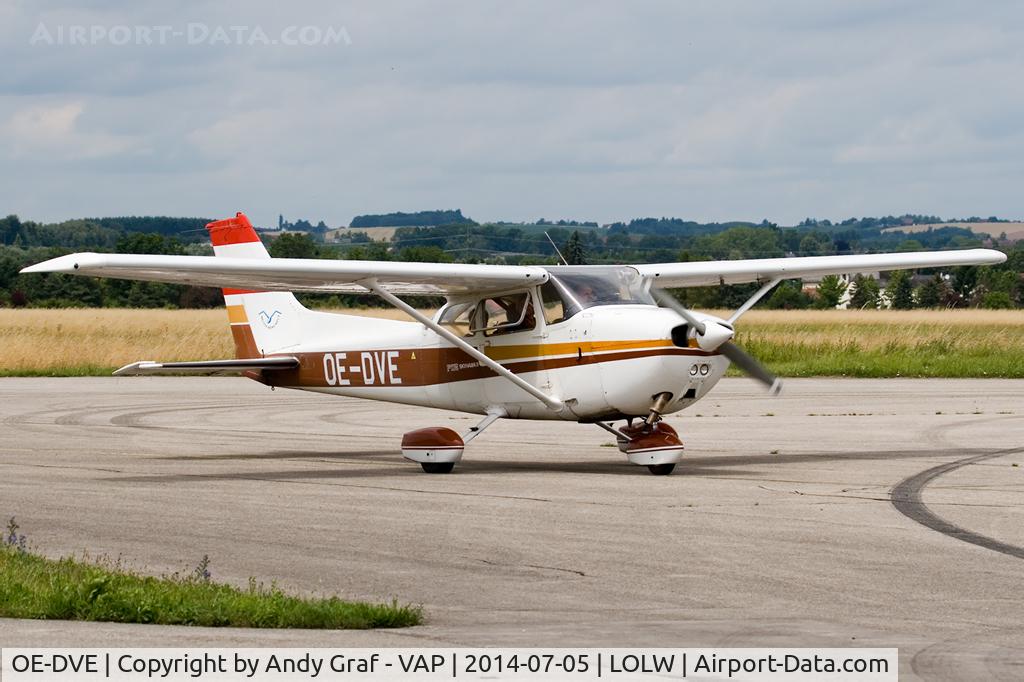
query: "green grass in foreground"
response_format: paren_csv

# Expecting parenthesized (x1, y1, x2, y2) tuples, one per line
(0, 542, 421, 629)
(0, 365, 119, 378)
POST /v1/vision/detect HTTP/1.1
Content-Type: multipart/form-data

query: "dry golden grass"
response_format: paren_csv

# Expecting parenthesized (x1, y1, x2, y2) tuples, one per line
(0, 308, 429, 374)
(710, 308, 1024, 352)
(0, 309, 232, 373)
(0, 307, 1021, 376)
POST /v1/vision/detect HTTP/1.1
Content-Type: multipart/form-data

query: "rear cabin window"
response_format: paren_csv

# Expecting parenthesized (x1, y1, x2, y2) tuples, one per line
(438, 293, 537, 337)
(438, 301, 476, 336)
(479, 293, 535, 336)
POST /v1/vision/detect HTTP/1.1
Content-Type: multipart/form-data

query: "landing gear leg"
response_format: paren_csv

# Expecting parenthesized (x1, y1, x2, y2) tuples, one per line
(645, 392, 672, 426)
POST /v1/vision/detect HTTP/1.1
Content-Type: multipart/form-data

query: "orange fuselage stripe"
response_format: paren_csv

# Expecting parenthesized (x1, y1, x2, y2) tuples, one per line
(484, 338, 677, 361)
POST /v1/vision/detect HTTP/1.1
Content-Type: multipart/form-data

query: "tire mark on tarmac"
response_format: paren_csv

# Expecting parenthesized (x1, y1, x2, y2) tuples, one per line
(891, 443, 1024, 560)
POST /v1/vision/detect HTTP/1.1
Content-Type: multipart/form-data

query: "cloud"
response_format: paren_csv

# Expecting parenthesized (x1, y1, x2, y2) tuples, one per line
(2, 100, 138, 160)
(0, 0, 1022, 225)
(8, 101, 81, 138)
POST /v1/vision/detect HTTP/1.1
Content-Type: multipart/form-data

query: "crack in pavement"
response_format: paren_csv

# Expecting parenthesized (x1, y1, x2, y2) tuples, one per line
(474, 558, 587, 577)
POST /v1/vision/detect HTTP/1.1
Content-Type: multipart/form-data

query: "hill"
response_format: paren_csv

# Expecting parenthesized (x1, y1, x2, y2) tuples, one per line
(349, 209, 474, 228)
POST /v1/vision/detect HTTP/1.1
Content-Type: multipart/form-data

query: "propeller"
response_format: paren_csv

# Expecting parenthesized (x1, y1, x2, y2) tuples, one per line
(652, 287, 782, 395)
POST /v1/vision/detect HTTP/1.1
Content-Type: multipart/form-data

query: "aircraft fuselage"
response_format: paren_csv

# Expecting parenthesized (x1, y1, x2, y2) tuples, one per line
(258, 304, 728, 421)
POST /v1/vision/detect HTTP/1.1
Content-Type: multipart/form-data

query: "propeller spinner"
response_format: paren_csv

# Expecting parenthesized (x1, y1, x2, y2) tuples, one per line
(652, 287, 782, 395)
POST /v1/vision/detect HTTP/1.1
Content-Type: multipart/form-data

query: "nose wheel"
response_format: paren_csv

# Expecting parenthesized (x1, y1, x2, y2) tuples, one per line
(647, 463, 676, 476)
(421, 462, 455, 474)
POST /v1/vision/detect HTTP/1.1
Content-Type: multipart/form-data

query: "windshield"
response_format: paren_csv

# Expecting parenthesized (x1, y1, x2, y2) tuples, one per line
(543, 266, 654, 319)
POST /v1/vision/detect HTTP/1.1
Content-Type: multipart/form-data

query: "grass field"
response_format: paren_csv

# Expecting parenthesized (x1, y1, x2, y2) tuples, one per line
(0, 308, 427, 376)
(725, 309, 1024, 378)
(1, 308, 1021, 377)
(0, 521, 421, 629)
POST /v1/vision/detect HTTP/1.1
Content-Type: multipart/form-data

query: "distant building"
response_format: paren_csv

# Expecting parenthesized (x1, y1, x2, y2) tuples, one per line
(803, 271, 881, 309)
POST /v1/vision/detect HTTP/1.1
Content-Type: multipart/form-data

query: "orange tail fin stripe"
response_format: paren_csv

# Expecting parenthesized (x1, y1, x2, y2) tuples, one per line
(206, 212, 261, 247)
(222, 288, 267, 296)
(226, 305, 248, 324)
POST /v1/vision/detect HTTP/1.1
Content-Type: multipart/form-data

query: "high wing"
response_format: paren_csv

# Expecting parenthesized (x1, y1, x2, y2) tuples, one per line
(21, 247, 1005, 294)
(21, 253, 548, 295)
(633, 249, 1006, 287)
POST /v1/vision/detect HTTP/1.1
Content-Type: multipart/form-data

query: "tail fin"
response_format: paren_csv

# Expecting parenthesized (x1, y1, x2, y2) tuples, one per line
(207, 212, 310, 357)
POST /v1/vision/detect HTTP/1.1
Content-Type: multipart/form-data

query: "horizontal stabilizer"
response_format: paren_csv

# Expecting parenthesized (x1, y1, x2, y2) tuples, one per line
(113, 357, 299, 376)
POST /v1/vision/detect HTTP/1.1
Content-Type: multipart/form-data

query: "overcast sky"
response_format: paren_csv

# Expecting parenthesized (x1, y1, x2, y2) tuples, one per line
(1, 1, 1022, 227)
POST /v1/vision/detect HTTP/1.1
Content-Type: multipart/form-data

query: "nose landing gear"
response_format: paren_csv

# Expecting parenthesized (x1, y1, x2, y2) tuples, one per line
(596, 393, 685, 475)
(618, 421, 684, 475)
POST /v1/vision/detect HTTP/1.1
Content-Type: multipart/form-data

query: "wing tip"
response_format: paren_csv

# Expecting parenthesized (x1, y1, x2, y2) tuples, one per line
(20, 255, 75, 274)
(20, 252, 103, 275)
(986, 248, 1008, 264)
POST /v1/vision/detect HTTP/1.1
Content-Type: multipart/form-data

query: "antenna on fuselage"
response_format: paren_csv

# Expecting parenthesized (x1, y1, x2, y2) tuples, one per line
(544, 231, 569, 266)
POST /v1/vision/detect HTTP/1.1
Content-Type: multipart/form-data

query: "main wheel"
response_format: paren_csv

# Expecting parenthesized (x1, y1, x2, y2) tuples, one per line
(647, 463, 676, 476)
(421, 462, 455, 474)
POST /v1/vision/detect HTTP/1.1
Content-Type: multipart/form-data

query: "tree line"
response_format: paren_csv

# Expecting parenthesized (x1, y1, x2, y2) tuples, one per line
(0, 212, 1019, 310)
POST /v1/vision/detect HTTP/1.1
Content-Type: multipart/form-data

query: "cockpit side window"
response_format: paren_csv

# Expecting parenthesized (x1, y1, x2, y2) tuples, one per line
(558, 274, 629, 307)
(539, 281, 567, 325)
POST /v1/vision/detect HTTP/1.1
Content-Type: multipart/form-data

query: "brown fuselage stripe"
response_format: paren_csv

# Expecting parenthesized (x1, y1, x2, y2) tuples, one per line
(257, 346, 715, 389)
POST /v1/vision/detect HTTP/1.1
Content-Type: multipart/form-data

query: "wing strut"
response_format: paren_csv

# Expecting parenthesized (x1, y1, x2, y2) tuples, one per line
(728, 277, 782, 324)
(360, 279, 565, 412)
(463, 409, 506, 444)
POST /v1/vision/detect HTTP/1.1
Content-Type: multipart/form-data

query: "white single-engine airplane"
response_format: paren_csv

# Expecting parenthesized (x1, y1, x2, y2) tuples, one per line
(23, 213, 1006, 475)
